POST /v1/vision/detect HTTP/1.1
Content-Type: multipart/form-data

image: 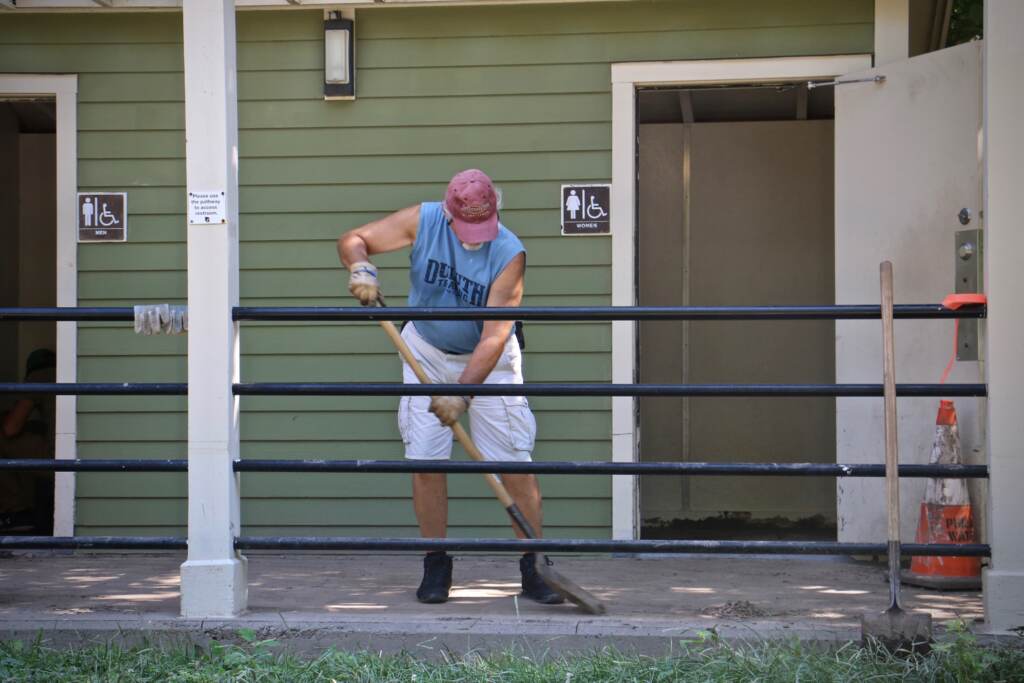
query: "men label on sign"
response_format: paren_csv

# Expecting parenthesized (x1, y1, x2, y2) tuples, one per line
(561, 184, 610, 235)
(78, 192, 127, 242)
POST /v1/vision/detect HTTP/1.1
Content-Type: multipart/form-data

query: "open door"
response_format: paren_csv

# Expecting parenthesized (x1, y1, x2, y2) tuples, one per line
(834, 41, 984, 543)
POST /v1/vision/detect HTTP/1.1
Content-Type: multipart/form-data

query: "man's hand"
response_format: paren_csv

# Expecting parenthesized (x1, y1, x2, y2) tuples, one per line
(429, 395, 469, 427)
(348, 261, 379, 306)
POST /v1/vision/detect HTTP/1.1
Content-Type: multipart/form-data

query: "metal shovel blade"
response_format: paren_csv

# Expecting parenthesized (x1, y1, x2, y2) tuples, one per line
(861, 607, 933, 653)
(535, 555, 606, 615)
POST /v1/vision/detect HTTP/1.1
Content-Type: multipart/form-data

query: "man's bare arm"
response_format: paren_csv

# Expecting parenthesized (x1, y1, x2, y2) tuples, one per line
(337, 204, 420, 268)
(458, 252, 525, 387)
(2, 399, 34, 439)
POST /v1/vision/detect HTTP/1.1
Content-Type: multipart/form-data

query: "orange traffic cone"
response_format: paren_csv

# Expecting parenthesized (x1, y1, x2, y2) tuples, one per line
(902, 400, 981, 590)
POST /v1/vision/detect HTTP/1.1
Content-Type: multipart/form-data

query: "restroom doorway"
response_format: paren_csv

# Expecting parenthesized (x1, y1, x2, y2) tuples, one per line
(637, 83, 836, 540)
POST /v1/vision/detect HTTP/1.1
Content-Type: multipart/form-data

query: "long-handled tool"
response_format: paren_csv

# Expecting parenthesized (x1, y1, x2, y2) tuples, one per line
(861, 261, 932, 651)
(375, 302, 606, 615)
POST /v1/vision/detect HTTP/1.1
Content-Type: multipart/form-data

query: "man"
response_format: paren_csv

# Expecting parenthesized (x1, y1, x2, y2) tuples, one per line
(0, 349, 56, 533)
(337, 169, 563, 605)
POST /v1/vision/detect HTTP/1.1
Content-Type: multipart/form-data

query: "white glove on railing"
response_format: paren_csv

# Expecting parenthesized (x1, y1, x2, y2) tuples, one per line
(134, 304, 188, 335)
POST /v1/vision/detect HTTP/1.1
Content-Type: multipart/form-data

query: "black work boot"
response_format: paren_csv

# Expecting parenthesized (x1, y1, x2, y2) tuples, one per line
(519, 553, 565, 605)
(416, 551, 453, 604)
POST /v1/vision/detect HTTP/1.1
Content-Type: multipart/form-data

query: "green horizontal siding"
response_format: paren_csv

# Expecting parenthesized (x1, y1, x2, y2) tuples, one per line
(74, 526, 615, 540)
(78, 65, 612, 102)
(79, 242, 611, 273)
(78, 412, 609, 443)
(75, 440, 609, 458)
(78, 323, 612, 355)
(82, 124, 613, 160)
(77, 265, 610, 299)
(79, 182, 602, 214)
(75, 498, 609, 527)
(0, 0, 872, 537)
(73, 210, 579, 242)
(78, 94, 612, 130)
(80, 151, 613, 186)
(75, 473, 610, 499)
(0, 2, 872, 43)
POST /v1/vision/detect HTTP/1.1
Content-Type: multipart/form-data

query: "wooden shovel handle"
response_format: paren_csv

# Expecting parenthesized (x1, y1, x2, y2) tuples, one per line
(880, 261, 900, 544)
(378, 319, 518, 510)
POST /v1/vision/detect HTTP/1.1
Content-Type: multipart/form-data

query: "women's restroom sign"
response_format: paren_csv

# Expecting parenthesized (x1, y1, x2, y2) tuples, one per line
(78, 192, 127, 242)
(561, 184, 610, 236)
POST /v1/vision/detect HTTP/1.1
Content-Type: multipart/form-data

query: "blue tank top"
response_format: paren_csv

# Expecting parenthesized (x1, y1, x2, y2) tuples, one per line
(408, 202, 525, 354)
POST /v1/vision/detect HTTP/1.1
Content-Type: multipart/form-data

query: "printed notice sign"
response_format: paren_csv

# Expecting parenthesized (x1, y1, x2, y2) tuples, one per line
(561, 184, 610, 236)
(78, 192, 127, 242)
(188, 190, 227, 225)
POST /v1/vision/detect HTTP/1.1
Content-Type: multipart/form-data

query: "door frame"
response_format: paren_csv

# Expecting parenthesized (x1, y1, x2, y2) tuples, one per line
(608, 55, 871, 540)
(0, 74, 78, 537)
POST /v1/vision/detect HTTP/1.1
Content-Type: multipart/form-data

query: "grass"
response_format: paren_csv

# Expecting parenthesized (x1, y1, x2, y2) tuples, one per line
(2, 624, 1023, 682)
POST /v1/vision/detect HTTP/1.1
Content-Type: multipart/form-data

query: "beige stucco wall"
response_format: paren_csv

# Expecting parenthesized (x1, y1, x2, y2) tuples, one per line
(835, 41, 984, 544)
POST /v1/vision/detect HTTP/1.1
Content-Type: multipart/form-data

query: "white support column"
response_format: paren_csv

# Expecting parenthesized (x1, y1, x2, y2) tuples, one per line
(179, 0, 246, 618)
(874, 0, 909, 66)
(982, 0, 1024, 634)
(53, 76, 78, 537)
(610, 79, 637, 541)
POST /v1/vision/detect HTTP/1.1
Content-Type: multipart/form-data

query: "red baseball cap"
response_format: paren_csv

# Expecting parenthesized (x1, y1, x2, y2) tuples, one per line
(444, 169, 499, 243)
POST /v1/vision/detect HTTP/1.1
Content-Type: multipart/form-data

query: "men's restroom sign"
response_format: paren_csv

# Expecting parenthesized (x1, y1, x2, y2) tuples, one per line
(78, 192, 127, 242)
(561, 184, 610, 236)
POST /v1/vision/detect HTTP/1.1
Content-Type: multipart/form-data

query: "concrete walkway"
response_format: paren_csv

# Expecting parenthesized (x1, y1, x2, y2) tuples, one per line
(0, 552, 985, 655)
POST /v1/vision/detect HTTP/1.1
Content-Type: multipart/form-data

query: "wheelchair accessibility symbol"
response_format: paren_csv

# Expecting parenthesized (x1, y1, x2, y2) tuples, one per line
(561, 184, 611, 236)
(78, 192, 127, 242)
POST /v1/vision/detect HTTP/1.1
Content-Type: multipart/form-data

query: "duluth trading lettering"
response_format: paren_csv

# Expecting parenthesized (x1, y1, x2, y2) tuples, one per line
(424, 258, 487, 306)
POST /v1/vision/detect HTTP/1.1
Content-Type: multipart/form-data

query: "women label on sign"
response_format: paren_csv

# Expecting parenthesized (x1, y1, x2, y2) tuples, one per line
(188, 190, 227, 225)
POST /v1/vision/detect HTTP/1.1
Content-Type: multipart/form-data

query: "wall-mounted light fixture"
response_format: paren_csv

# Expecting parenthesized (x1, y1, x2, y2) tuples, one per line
(324, 12, 354, 100)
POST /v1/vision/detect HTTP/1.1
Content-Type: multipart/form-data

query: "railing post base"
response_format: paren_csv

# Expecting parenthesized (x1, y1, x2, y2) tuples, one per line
(181, 557, 248, 618)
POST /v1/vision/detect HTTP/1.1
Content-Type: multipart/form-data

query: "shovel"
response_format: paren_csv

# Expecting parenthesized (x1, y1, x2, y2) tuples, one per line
(860, 261, 932, 651)
(375, 299, 606, 615)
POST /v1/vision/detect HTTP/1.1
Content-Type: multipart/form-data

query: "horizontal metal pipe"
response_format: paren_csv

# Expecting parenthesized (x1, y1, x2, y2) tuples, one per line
(0, 383, 187, 395)
(0, 383, 985, 397)
(0, 307, 134, 321)
(233, 304, 986, 322)
(235, 460, 989, 478)
(0, 536, 186, 550)
(0, 304, 986, 324)
(0, 459, 189, 472)
(0, 459, 989, 479)
(0, 535, 989, 556)
(235, 537, 991, 557)
(234, 382, 987, 397)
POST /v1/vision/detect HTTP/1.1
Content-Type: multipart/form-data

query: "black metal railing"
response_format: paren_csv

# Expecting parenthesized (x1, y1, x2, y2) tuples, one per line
(0, 304, 986, 323)
(0, 459, 989, 478)
(232, 304, 985, 322)
(0, 382, 988, 397)
(0, 307, 135, 321)
(0, 302, 990, 561)
(0, 536, 991, 556)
